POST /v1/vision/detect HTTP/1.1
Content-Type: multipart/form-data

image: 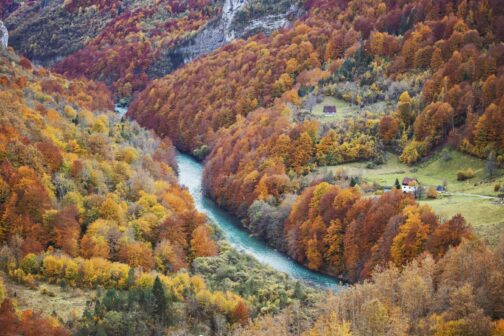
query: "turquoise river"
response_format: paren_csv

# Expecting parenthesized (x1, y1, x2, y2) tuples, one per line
(177, 152, 343, 290)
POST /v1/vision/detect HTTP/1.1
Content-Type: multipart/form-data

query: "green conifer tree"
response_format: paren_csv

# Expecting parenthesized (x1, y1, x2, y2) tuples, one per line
(395, 178, 402, 190)
(152, 276, 167, 323)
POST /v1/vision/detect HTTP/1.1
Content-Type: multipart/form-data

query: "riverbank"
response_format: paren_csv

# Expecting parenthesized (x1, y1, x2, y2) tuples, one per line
(176, 152, 344, 290)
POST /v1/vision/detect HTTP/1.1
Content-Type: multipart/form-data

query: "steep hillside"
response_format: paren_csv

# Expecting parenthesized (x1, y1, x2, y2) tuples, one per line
(3, 0, 302, 99)
(236, 239, 504, 336)
(0, 47, 216, 270)
(0, 45, 248, 334)
(0, 43, 324, 335)
(129, 0, 504, 280)
(4, 0, 222, 98)
(2, 1, 504, 335)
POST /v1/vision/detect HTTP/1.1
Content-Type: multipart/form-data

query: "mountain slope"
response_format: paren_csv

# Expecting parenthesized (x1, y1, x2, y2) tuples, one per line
(3, 0, 302, 99)
(0, 41, 221, 272)
(0, 43, 326, 334)
(128, 0, 504, 280)
(0, 43, 252, 334)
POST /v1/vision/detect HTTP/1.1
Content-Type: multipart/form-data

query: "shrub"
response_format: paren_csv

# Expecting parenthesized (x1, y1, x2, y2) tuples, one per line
(457, 168, 475, 181)
(64, 105, 77, 119)
(40, 288, 56, 297)
(20, 253, 39, 274)
(0, 277, 3, 302)
(427, 187, 438, 199)
(19, 57, 33, 70)
(193, 145, 209, 160)
(11, 268, 26, 283)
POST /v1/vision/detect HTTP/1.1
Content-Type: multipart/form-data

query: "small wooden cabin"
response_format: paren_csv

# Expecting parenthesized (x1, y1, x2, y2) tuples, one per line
(323, 105, 337, 116)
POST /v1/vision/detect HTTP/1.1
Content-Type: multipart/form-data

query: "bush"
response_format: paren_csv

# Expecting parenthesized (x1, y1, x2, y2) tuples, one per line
(40, 288, 56, 297)
(457, 168, 475, 181)
(64, 105, 77, 119)
(495, 183, 501, 192)
(456, 171, 466, 180)
(427, 187, 438, 199)
(19, 57, 33, 70)
(11, 268, 26, 283)
(0, 277, 3, 302)
(20, 253, 39, 274)
(193, 145, 209, 160)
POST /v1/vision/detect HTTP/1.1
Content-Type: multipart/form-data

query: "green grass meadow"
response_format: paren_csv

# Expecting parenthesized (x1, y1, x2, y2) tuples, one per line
(326, 149, 504, 245)
(311, 96, 356, 122)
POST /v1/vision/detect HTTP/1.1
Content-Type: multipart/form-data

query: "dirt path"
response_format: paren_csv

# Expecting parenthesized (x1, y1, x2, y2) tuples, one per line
(446, 192, 500, 200)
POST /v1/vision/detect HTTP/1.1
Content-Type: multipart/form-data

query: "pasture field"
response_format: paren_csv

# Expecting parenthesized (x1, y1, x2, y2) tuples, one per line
(326, 149, 504, 245)
(311, 96, 355, 122)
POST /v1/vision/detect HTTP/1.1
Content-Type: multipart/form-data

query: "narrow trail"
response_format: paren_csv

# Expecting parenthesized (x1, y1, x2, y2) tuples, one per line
(446, 192, 499, 200)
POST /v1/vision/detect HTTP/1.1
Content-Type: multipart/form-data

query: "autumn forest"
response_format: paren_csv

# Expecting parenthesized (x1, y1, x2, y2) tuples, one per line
(1, 0, 504, 335)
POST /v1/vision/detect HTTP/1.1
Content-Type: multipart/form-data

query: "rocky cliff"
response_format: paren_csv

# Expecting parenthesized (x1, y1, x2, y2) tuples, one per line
(5, 0, 302, 68)
(176, 0, 303, 63)
(0, 20, 7, 50)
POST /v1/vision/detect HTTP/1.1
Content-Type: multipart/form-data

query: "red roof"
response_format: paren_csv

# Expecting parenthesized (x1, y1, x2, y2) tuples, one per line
(402, 177, 417, 185)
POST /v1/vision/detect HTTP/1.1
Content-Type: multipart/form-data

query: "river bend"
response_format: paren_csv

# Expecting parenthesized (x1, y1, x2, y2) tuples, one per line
(177, 153, 342, 290)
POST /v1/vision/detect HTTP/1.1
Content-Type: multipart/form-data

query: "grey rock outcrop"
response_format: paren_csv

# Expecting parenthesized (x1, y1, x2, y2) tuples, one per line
(221, 0, 248, 42)
(150, 0, 301, 78)
(176, 0, 302, 64)
(0, 21, 8, 50)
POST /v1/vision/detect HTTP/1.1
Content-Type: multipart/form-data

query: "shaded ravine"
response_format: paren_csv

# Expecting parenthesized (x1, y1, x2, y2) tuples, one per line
(177, 152, 343, 290)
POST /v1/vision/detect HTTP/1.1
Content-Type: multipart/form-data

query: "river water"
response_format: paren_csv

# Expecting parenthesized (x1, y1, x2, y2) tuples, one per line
(176, 152, 343, 290)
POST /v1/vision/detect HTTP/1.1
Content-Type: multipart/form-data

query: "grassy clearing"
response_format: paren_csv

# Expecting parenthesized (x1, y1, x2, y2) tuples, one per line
(311, 96, 356, 122)
(419, 196, 504, 246)
(2, 272, 95, 322)
(329, 149, 503, 193)
(325, 148, 504, 245)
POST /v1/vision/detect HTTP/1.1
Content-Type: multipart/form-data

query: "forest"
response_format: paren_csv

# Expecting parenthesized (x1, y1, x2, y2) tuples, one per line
(3, 0, 221, 99)
(1, 0, 504, 335)
(53, 0, 220, 99)
(130, 0, 504, 332)
(236, 239, 504, 335)
(127, 0, 503, 278)
(0, 46, 322, 335)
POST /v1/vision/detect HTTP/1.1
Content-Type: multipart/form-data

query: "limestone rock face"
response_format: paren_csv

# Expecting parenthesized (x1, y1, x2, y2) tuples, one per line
(176, 0, 302, 65)
(0, 21, 8, 50)
(221, 0, 248, 42)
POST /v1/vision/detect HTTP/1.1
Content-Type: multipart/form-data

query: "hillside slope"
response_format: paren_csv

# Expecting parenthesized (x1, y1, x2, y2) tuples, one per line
(0, 45, 244, 334)
(128, 0, 504, 280)
(3, 0, 302, 99)
(0, 43, 324, 335)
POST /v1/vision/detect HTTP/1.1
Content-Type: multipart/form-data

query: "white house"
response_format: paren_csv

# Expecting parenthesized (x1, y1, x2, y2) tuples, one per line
(402, 177, 418, 193)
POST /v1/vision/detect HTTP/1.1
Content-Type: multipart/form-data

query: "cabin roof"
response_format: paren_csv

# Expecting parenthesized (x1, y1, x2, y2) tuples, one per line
(323, 105, 337, 113)
(402, 177, 418, 185)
